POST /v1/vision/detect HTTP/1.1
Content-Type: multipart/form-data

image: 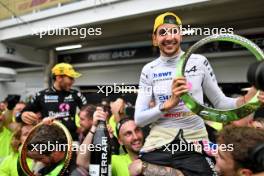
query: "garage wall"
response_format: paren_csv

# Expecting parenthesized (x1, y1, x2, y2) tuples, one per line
(0, 82, 26, 101)
(75, 63, 145, 86)
(14, 70, 45, 101)
(209, 55, 256, 83)
(15, 55, 256, 93)
(16, 70, 45, 88)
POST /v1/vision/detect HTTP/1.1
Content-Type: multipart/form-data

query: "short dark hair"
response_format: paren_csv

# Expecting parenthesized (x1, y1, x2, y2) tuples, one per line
(27, 124, 67, 155)
(79, 104, 96, 119)
(217, 126, 264, 173)
(116, 117, 134, 137)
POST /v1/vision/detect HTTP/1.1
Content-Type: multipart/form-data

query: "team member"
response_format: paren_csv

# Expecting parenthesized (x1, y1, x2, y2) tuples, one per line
(0, 113, 13, 164)
(0, 124, 33, 176)
(0, 95, 21, 163)
(26, 124, 68, 175)
(134, 12, 261, 175)
(76, 107, 144, 176)
(215, 126, 264, 176)
(16, 63, 87, 140)
(78, 104, 96, 143)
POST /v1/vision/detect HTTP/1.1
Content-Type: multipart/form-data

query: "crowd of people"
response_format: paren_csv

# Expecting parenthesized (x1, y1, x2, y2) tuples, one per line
(0, 11, 263, 176)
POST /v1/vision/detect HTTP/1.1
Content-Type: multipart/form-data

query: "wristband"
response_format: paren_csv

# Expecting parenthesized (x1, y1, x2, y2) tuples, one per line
(89, 130, 95, 135)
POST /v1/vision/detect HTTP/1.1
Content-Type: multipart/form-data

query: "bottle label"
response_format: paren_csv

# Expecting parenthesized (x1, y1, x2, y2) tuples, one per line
(97, 121, 106, 129)
(89, 164, 100, 176)
(108, 165, 112, 176)
(101, 136, 109, 175)
(89, 164, 111, 176)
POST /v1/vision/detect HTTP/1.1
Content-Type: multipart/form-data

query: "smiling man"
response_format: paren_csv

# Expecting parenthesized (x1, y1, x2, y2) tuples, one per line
(112, 118, 144, 176)
(133, 12, 260, 176)
(76, 107, 144, 176)
(16, 63, 87, 140)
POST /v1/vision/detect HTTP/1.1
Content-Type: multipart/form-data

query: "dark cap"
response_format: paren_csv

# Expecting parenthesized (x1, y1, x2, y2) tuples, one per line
(116, 117, 133, 137)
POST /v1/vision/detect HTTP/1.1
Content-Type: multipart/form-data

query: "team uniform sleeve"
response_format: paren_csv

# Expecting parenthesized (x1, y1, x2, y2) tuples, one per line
(201, 57, 237, 109)
(134, 66, 163, 127)
(15, 92, 42, 122)
(76, 91, 87, 108)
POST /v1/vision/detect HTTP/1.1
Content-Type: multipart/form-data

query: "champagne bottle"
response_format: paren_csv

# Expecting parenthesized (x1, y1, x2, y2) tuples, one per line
(89, 120, 111, 176)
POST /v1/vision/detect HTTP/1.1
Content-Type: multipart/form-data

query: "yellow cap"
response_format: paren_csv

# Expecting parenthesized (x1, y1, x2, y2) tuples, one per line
(52, 63, 81, 78)
(153, 12, 182, 33)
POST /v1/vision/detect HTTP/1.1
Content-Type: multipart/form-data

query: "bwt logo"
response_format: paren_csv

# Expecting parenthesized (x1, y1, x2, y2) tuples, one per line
(158, 95, 185, 105)
(158, 95, 170, 102)
(153, 72, 172, 78)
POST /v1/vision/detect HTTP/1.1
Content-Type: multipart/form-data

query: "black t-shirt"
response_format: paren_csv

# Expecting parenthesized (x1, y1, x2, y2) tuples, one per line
(16, 86, 87, 140)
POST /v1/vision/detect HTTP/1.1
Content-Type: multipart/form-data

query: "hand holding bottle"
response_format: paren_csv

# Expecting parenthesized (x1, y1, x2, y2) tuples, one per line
(92, 106, 107, 126)
(90, 107, 112, 176)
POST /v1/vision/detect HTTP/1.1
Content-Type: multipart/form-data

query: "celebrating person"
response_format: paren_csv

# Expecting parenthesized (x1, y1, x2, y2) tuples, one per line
(16, 63, 87, 140)
(76, 107, 144, 176)
(215, 126, 264, 176)
(133, 11, 264, 175)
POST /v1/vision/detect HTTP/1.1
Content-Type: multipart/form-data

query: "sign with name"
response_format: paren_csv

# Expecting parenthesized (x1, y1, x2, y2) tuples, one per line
(58, 47, 158, 63)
